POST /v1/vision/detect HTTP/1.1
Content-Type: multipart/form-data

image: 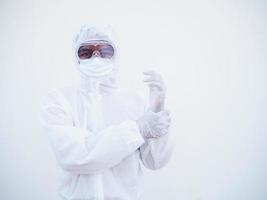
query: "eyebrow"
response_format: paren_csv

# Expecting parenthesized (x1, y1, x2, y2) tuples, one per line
(79, 46, 92, 50)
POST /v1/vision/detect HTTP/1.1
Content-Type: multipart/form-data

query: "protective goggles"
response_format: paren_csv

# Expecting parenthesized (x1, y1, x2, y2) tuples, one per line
(77, 41, 115, 60)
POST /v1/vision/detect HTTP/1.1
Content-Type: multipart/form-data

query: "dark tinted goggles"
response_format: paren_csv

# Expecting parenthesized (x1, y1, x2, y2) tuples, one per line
(77, 43, 114, 59)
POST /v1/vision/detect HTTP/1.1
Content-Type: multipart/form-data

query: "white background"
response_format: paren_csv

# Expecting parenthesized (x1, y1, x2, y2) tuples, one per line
(0, 0, 267, 199)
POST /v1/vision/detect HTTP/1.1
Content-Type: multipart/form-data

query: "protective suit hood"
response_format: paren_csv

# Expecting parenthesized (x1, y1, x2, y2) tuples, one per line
(73, 25, 119, 95)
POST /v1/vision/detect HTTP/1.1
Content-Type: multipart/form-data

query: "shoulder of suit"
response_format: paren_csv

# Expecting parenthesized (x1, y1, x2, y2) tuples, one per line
(42, 84, 78, 105)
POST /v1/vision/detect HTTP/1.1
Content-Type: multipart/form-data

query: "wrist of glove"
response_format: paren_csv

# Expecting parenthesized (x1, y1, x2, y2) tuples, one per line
(136, 110, 171, 138)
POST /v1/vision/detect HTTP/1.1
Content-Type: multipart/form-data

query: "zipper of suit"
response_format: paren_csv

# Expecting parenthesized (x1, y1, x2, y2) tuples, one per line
(82, 92, 104, 200)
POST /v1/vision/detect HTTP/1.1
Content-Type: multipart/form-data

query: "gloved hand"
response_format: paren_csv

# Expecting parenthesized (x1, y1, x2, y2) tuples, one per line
(143, 70, 166, 113)
(136, 110, 171, 138)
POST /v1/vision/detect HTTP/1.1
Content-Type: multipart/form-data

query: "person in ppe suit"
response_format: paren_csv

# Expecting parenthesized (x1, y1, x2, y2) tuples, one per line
(40, 25, 173, 200)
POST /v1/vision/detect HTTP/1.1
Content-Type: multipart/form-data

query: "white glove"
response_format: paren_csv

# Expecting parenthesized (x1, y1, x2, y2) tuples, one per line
(136, 110, 171, 138)
(143, 70, 166, 113)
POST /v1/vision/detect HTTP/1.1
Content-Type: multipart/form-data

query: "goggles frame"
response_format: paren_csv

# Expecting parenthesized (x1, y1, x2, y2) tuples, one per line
(76, 40, 115, 60)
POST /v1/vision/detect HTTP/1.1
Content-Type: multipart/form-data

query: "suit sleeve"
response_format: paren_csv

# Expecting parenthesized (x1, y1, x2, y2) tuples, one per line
(138, 94, 174, 170)
(139, 132, 173, 170)
(40, 89, 145, 174)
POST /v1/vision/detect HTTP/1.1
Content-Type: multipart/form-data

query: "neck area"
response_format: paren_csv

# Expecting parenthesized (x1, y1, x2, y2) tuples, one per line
(79, 69, 119, 96)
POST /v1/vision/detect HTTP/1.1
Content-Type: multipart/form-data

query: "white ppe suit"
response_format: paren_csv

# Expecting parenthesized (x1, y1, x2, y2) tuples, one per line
(40, 25, 173, 200)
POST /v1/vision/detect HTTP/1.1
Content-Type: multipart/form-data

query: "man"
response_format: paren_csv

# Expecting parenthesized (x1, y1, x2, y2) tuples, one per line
(40, 25, 173, 200)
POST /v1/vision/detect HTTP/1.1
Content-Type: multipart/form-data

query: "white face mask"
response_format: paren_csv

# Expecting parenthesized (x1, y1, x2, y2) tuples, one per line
(77, 57, 115, 78)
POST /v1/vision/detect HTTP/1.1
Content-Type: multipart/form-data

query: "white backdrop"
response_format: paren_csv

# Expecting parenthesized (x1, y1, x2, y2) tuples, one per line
(0, 0, 267, 199)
